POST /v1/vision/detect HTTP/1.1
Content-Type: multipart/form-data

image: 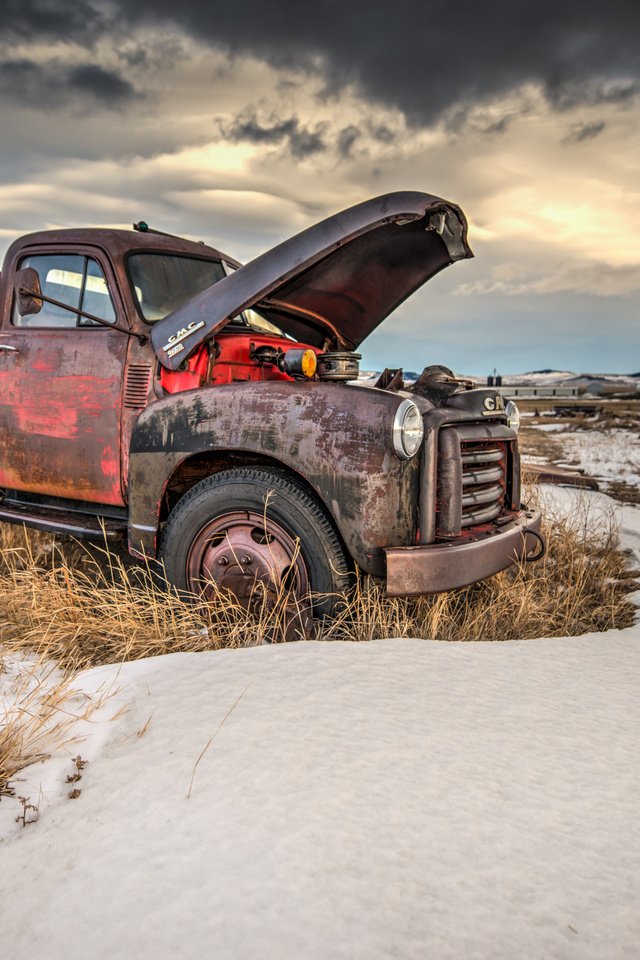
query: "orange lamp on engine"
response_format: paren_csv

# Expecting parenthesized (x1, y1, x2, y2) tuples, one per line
(281, 347, 318, 379)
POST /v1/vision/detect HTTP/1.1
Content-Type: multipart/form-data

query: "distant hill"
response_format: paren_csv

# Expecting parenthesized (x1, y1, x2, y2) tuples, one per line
(523, 369, 564, 375)
(358, 368, 639, 390)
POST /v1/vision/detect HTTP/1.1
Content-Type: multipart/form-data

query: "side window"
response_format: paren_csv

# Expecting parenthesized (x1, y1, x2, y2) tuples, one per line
(12, 254, 117, 328)
(79, 258, 117, 325)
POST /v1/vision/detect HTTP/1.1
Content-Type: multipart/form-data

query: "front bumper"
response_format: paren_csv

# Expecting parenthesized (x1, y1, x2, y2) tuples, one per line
(384, 508, 542, 596)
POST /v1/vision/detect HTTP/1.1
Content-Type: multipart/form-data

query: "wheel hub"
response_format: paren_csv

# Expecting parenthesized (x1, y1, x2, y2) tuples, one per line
(186, 511, 309, 605)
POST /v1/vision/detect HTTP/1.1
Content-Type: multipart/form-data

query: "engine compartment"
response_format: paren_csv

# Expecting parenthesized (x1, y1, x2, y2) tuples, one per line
(159, 332, 321, 394)
(158, 330, 365, 394)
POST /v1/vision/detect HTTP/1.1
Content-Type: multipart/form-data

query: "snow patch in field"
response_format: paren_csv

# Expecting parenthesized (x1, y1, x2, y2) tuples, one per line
(534, 427, 640, 489)
(0, 656, 159, 839)
(536, 484, 640, 573)
(532, 422, 571, 432)
(2, 635, 640, 960)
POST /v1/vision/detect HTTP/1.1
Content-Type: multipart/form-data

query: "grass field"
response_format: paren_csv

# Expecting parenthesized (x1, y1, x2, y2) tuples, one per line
(2, 410, 638, 798)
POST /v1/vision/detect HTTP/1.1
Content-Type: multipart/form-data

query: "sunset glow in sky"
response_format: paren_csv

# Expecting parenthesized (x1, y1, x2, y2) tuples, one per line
(1, 1, 638, 374)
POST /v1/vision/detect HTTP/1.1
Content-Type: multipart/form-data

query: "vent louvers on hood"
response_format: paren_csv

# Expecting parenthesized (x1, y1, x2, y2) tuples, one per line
(124, 364, 152, 408)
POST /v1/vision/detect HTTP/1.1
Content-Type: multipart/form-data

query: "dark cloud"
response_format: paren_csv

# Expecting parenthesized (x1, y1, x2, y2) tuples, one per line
(546, 77, 640, 111)
(337, 125, 360, 158)
(366, 123, 395, 144)
(73, 1, 640, 124)
(67, 64, 136, 104)
(115, 36, 186, 69)
(217, 109, 327, 158)
(3, 2, 640, 127)
(482, 116, 514, 136)
(562, 120, 606, 144)
(218, 112, 366, 160)
(0, 58, 137, 109)
(445, 104, 518, 136)
(2, 0, 110, 45)
(116, 44, 150, 68)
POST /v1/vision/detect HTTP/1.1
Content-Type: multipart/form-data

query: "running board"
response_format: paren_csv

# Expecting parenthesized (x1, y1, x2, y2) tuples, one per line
(0, 502, 127, 539)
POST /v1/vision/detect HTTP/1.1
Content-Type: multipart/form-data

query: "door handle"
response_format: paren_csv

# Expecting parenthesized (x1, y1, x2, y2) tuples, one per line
(0, 344, 19, 353)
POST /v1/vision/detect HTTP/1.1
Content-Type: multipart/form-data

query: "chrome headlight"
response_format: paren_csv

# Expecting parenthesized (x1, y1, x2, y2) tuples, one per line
(393, 399, 424, 459)
(505, 400, 520, 433)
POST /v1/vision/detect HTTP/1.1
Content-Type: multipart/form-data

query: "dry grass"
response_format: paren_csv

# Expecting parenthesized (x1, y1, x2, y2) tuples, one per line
(324, 491, 636, 642)
(606, 480, 640, 505)
(0, 524, 291, 672)
(0, 497, 636, 794)
(519, 425, 566, 462)
(517, 398, 640, 435)
(0, 660, 89, 798)
(0, 488, 636, 672)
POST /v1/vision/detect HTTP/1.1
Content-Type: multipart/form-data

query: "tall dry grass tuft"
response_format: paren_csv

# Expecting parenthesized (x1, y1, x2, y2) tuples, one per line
(0, 487, 636, 673)
(0, 525, 291, 672)
(325, 492, 636, 642)
(1, 661, 86, 798)
(0, 522, 330, 664)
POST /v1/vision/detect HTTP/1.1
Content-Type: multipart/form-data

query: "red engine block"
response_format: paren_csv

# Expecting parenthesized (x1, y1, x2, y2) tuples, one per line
(159, 333, 318, 394)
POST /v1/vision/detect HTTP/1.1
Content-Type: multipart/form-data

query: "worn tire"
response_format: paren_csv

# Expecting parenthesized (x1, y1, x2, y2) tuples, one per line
(159, 467, 351, 618)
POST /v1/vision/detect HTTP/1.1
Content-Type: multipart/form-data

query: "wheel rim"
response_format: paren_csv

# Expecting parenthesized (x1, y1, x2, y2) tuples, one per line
(186, 510, 310, 608)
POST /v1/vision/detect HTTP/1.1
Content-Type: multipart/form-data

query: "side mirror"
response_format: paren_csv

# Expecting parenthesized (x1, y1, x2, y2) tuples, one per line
(14, 267, 43, 316)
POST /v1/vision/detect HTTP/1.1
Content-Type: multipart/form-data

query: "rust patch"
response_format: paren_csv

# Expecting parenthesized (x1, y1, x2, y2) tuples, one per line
(128, 380, 419, 574)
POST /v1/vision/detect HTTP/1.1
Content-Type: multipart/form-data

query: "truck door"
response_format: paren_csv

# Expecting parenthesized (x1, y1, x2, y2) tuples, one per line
(0, 249, 127, 506)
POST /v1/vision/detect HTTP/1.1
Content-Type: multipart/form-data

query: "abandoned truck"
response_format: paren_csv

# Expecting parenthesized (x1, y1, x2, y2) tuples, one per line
(0, 191, 542, 614)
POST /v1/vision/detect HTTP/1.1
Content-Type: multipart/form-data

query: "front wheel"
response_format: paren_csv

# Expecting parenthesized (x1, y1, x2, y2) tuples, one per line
(159, 468, 351, 631)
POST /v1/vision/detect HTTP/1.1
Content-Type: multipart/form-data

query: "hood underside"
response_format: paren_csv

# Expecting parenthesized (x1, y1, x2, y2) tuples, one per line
(152, 191, 473, 370)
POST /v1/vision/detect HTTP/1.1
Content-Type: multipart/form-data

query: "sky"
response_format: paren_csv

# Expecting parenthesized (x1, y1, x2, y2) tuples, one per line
(1, 0, 638, 376)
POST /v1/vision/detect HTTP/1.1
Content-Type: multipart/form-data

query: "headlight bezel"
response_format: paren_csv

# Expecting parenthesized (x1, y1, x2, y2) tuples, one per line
(505, 399, 521, 433)
(392, 399, 424, 460)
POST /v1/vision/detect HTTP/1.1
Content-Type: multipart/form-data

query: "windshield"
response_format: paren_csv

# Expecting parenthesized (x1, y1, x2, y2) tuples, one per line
(129, 253, 226, 323)
(227, 307, 288, 338)
(129, 253, 289, 336)
(220, 262, 288, 337)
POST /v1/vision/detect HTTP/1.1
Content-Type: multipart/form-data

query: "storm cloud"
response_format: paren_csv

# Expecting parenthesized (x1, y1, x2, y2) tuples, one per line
(562, 120, 607, 144)
(0, 0, 638, 374)
(3, 0, 111, 45)
(0, 58, 137, 109)
(4, 0, 640, 124)
(218, 109, 327, 158)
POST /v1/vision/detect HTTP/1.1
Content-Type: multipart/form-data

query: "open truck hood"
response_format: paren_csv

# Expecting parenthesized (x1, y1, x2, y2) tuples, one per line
(152, 191, 473, 370)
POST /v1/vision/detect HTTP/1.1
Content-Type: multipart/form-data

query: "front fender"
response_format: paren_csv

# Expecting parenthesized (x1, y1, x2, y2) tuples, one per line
(128, 380, 419, 575)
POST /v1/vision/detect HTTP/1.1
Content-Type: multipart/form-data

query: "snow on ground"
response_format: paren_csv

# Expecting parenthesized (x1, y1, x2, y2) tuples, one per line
(524, 412, 640, 492)
(2, 475, 639, 959)
(492, 371, 638, 388)
(536, 484, 640, 574)
(0, 656, 158, 839)
(550, 428, 640, 489)
(532, 422, 574, 432)
(2, 633, 640, 960)
(500, 370, 576, 384)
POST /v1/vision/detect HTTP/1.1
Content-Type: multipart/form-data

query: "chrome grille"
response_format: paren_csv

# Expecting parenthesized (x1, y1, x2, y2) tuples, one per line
(460, 442, 506, 527)
(433, 424, 514, 540)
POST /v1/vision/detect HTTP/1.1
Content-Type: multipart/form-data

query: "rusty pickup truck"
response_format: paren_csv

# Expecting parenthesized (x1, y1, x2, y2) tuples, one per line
(0, 191, 542, 614)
